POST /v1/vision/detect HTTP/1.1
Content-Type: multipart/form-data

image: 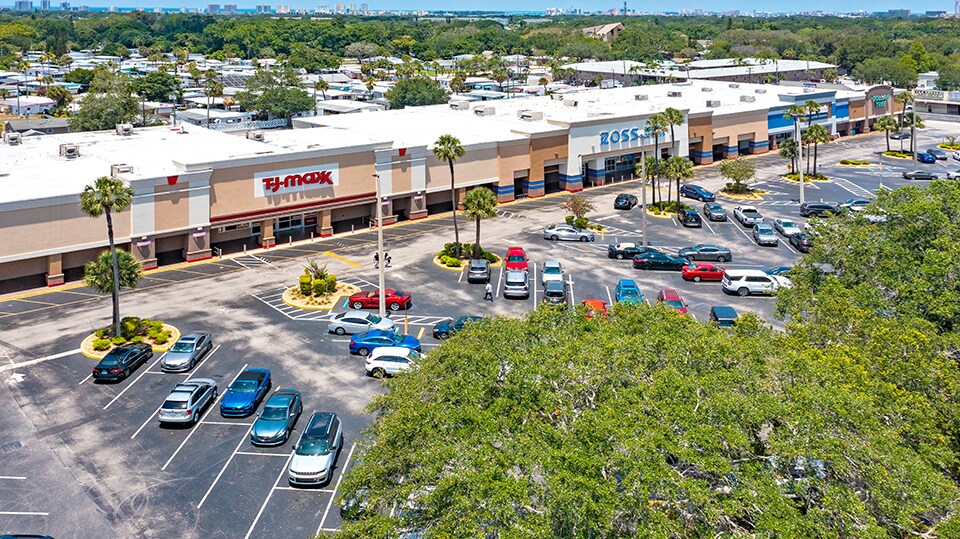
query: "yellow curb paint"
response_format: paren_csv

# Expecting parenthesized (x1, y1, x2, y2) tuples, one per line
(323, 251, 361, 267)
(281, 285, 361, 311)
(433, 257, 464, 272)
(80, 324, 179, 360)
(417, 327, 425, 340)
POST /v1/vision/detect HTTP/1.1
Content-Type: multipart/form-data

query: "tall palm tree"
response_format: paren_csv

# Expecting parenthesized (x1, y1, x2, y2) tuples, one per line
(873, 115, 897, 152)
(433, 134, 466, 258)
(784, 104, 806, 168)
(646, 113, 667, 210)
(461, 187, 498, 259)
(663, 156, 694, 209)
(313, 79, 329, 115)
(802, 100, 821, 173)
(895, 91, 914, 152)
(80, 176, 135, 337)
(806, 124, 830, 176)
(660, 107, 685, 203)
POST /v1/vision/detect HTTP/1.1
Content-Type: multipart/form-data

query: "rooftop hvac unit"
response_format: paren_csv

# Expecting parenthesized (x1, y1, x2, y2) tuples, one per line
(728, 83, 740, 88)
(4, 132, 21, 145)
(701, 87, 713, 92)
(59, 143, 79, 159)
(115, 123, 133, 136)
(518, 110, 543, 121)
(755, 88, 767, 94)
(474, 106, 496, 116)
(247, 130, 265, 142)
(740, 95, 756, 103)
(706, 100, 721, 108)
(111, 164, 134, 176)
(563, 99, 578, 107)
(449, 101, 470, 110)
(667, 91, 682, 97)
(551, 93, 564, 100)
(635, 94, 648, 101)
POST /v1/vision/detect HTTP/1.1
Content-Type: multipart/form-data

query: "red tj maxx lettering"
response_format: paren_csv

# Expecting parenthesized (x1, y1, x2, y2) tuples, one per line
(262, 171, 333, 193)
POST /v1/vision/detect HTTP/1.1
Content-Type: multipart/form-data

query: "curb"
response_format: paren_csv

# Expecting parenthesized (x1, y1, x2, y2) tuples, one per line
(281, 284, 361, 311)
(80, 324, 180, 360)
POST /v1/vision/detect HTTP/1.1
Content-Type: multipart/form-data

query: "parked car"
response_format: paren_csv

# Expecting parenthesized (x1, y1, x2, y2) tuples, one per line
(250, 389, 302, 446)
(465, 259, 491, 283)
(365, 347, 422, 378)
(678, 244, 732, 263)
(702, 202, 727, 221)
(349, 329, 421, 356)
(542, 224, 594, 242)
(542, 281, 567, 306)
(946, 169, 960, 180)
(92, 343, 153, 382)
(722, 269, 792, 297)
(614, 193, 638, 210)
(220, 368, 271, 418)
(682, 262, 726, 282)
(764, 266, 793, 276)
(679, 184, 716, 202)
(580, 299, 609, 318)
(656, 289, 688, 315)
(607, 242, 656, 260)
(432, 316, 483, 340)
(709, 306, 739, 328)
(773, 218, 803, 237)
(504, 246, 529, 271)
(161, 332, 213, 373)
(677, 209, 702, 227)
(799, 202, 840, 217)
(839, 198, 871, 212)
(327, 312, 396, 336)
(288, 412, 343, 487)
(733, 205, 764, 227)
(503, 270, 530, 298)
(348, 289, 412, 311)
(158, 378, 218, 425)
(890, 131, 910, 140)
(916, 151, 937, 164)
(614, 279, 644, 305)
(541, 261, 564, 285)
(752, 223, 779, 246)
(954, 151, 960, 162)
(633, 251, 688, 271)
(790, 233, 813, 253)
(927, 148, 948, 160)
(902, 170, 939, 180)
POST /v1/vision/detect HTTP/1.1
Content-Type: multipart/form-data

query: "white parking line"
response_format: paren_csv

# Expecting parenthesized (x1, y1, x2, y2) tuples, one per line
(244, 451, 296, 539)
(703, 220, 717, 235)
(202, 421, 253, 426)
(274, 486, 334, 492)
(782, 241, 798, 255)
(316, 442, 357, 536)
(0, 511, 49, 516)
(130, 406, 161, 440)
(0, 476, 26, 480)
(532, 262, 538, 301)
(102, 353, 167, 410)
(605, 286, 613, 305)
(567, 278, 576, 306)
(161, 363, 248, 471)
(735, 225, 754, 244)
(78, 373, 92, 385)
(457, 268, 464, 283)
(0, 349, 80, 374)
(495, 264, 503, 298)
(235, 451, 290, 457)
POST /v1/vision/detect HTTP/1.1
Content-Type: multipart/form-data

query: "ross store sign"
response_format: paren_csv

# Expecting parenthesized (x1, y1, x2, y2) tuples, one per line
(871, 95, 889, 108)
(599, 127, 648, 146)
(254, 164, 339, 198)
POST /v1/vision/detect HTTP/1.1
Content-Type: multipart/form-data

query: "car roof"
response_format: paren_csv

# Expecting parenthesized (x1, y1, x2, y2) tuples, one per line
(305, 412, 336, 437)
(582, 299, 606, 307)
(659, 288, 682, 300)
(724, 268, 771, 277)
(614, 242, 636, 249)
(756, 223, 773, 229)
(362, 329, 394, 337)
(505, 270, 527, 278)
(617, 279, 638, 288)
(469, 259, 488, 266)
(370, 346, 417, 359)
(177, 335, 199, 343)
(165, 391, 192, 402)
(507, 246, 525, 253)
(265, 392, 295, 406)
(543, 261, 562, 268)
(236, 369, 268, 381)
(545, 281, 565, 290)
(182, 377, 216, 387)
(710, 305, 739, 318)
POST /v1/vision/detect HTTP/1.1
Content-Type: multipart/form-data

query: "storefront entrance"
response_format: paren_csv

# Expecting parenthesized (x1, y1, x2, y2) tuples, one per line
(544, 165, 561, 194)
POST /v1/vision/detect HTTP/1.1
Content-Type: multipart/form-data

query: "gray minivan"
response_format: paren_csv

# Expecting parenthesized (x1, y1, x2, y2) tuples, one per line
(502, 270, 530, 299)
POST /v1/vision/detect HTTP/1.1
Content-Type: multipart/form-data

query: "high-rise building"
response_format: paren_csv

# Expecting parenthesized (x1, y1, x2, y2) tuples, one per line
(223, 4, 237, 12)
(334, 3, 344, 13)
(206, 4, 220, 13)
(276, 4, 290, 12)
(955, 0, 960, 16)
(255, 4, 270, 12)
(40, 0, 50, 10)
(59, 1, 70, 9)
(14, 0, 33, 10)
(348, 3, 355, 12)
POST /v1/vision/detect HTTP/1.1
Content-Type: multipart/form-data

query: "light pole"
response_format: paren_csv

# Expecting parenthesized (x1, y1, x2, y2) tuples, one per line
(640, 135, 648, 248)
(373, 173, 386, 318)
(796, 121, 805, 206)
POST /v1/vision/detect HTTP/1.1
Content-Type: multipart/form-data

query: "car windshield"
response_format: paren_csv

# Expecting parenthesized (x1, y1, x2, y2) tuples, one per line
(620, 289, 640, 298)
(543, 267, 561, 275)
(387, 333, 404, 344)
(260, 405, 288, 421)
(758, 226, 772, 233)
(546, 289, 564, 297)
(470, 261, 486, 269)
(162, 400, 187, 410)
(367, 314, 382, 324)
(781, 221, 797, 228)
(230, 379, 259, 393)
(664, 300, 685, 309)
(508, 255, 525, 262)
(170, 341, 195, 353)
(298, 437, 331, 456)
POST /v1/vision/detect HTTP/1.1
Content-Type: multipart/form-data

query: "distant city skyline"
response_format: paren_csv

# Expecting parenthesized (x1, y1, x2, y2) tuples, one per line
(7, 0, 959, 14)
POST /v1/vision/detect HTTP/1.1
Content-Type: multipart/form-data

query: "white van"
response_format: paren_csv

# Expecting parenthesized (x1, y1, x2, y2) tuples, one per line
(721, 269, 792, 297)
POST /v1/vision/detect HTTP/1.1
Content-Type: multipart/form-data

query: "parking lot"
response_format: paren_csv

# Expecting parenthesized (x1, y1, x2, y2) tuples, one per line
(0, 121, 957, 538)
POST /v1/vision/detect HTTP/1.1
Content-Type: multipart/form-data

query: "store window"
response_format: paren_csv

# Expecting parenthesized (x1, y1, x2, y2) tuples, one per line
(277, 215, 303, 230)
(605, 158, 616, 172)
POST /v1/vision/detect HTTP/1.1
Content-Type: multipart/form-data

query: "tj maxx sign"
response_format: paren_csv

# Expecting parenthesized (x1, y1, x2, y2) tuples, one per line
(254, 164, 339, 198)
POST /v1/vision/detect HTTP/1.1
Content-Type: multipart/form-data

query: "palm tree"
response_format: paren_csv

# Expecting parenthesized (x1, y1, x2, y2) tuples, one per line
(461, 187, 498, 259)
(784, 104, 806, 171)
(433, 134, 466, 258)
(646, 113, 667, 210)
(313, 79, 329, 115)
(895, 91, 914, 152)
(660, 107, 685, 203)
(873, 115, 898, 152)
(806, 124, 830, 176)
(778, 138, 798, 173)
(80, 176, 135, 337)
(802, 100, 821, 173)
(663, 156, 694, 209)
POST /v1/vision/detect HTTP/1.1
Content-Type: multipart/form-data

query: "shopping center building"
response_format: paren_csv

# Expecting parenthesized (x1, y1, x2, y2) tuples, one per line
(0, 79, 902, 292)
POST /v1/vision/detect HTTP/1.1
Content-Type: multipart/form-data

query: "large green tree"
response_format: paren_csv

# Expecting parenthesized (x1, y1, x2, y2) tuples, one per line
(131, 70, 182, 103)
(68, 68, 139, 132)
(384, 76, 449, 110)
(236, 64, 313, 126)
(717, 156, 756, 194)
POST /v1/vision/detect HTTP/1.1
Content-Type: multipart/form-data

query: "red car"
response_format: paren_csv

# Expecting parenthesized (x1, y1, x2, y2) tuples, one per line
(681, 262, 726, 283)
(348, 289, 412, 311)
(505, 246, 529, 272)
(656, 289, 688, 315)
(580, 299, 608, 318)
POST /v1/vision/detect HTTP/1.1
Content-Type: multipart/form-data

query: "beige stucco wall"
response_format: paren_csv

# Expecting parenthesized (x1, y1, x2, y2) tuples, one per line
(712, 110, 768, 144)
(0, 201, 131, 260)
(154, 184, 190, 233)
(497, 141, 531, 186)
(425, 145, 499, 189)
(529, 135, 569, 182)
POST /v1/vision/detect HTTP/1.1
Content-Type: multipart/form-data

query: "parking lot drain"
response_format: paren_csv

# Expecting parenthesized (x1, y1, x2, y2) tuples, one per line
(2, 441, 22, 452)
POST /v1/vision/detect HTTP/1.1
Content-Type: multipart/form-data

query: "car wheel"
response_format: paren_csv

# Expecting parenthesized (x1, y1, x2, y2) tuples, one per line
(334, 327, 346, 336)
(123, 368, 130, 379)
(351, 301, 363, 309)
(389, 302, 401, 312)
(616, 253, 625, 260)
(372, 368, 386, 379)
(550, 235, 559, 241)
(642, 263, 651, 270)
(579, 236, 588, 242)
(717, 255, 727, 263)
(737, 287, 749, 297)
(686, 256, 696, 262)
(357, 347, 370, 357)
(438, 332, 449, 340)
(693, 276, 701, 282)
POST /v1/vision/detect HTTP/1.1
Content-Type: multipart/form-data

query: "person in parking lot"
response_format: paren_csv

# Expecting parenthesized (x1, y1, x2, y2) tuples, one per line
(385, 252, 392, 268)
(374, 252, 379, 268)
(484, 282, 493, 301)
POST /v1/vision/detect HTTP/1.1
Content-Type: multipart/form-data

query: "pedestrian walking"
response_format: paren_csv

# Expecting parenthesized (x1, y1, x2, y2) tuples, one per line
(484, 282, 493, 301)
(374, 252, 379, 269)
(385, 252, 392, 268)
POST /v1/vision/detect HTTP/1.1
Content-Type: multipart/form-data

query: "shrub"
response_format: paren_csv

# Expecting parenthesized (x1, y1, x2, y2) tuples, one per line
(111, 335, 127, 346)
(564, 215, 575, 226)
(445, 257, 462, 268)
(120, 316, 142, 340)
(149, 320, 164, 332)
(325, 274, 337, 292)
(95, 328, 110, 339)
(299, 274, 312, 296)
(303, 259, 328, 280)
(93, 338, 112, 351)
(938, 143, 960, 150)
(573, 217, 588, 229)
(153, 331, 171, 345)
(840, 159, 870, 165)
(483, 252, 498, 264)
(650, 201, 689, 213)
(312, 278, 330, 297)
(883, 150, 912, 159)
(130, 336, 144, 344)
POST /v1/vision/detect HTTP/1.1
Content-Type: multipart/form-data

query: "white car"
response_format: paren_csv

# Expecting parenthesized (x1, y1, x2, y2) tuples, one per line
(158, 378, 218, 425)
(946, 169, 960, 180)
(542, 224, 594, 242)
(953, 151, 960, 162)
(722, 269, 792, 297)
(773, 218, 803, 237)
(365, 346, 422, 378)
(839, 198, 872, 212)
(733, 205, 764, 227)
(288, 412, 343, 487)
(327, 312, 396, 335)
(541, 261, 564, 286)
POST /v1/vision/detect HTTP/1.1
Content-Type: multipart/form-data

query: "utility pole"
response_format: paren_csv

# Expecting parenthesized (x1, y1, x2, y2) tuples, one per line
(641, 138, 648, 248)
(797, 121, 805, 206)
(373, 174, 386, 318)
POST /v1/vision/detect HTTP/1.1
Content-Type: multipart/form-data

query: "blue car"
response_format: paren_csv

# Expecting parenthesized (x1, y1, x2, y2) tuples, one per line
(614, 279, 645, 305)
(251, 389, 303, 446)
(220, 368, 271, 418)
(349, 329, 421, 357)
(679, 184, 716, 202)
(917, 152, 937, 163)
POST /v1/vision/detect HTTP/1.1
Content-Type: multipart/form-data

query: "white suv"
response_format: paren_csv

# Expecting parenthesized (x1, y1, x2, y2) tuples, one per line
(365, 346, 421, 378)
(541, 261, 564, 286)
(722, 269, 792, 297)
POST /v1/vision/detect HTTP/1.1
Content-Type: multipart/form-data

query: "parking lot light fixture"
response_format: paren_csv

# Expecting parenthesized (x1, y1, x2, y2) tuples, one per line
(373, 173, 385, 318)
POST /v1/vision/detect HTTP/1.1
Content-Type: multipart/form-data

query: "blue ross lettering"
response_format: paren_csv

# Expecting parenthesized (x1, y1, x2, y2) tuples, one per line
(610, 130, 620, 143)
(630, 127, 639, 140)
(600, 132, 609, 145)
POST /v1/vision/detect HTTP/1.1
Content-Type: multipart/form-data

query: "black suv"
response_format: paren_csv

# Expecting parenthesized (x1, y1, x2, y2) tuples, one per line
(799, 202, 840, 218)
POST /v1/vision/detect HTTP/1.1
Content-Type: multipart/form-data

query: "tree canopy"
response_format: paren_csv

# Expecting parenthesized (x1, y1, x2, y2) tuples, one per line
(68, 67, 138, 131)
(131, 70, 182, 102)
(385, 76, 449, 109)
(236, 64, 314, 124)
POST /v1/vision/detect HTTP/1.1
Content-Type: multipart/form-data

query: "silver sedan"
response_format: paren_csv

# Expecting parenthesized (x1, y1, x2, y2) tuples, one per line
(752, 224, 779, 246)
(773, 219, 802, 237)
(158, 378, 218, 425)
(543, 224, 595, 242)
(327, 312, 397, 335)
